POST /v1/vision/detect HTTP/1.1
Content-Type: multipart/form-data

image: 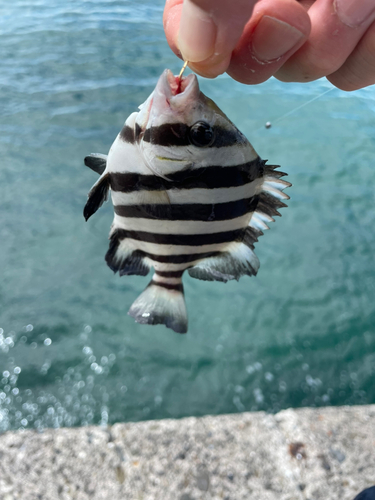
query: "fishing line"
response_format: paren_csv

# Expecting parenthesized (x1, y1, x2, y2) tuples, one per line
(258, 86, 335, 132)
(178, 62, 335, 133)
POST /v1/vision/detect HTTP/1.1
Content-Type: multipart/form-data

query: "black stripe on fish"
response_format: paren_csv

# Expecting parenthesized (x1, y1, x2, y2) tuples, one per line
(110, 227, 246, 246)
(106, 238, 221, 270)
(143, 123, 246, 148)
(110, 158, 264, 192)
(135, 123, 142, 141)
(119, 125, 135, 143)
(129, 250, 221, 263)
(149, 280, 184, 292)
(155, 270, 184, 278)
(114, 196, 258, 221)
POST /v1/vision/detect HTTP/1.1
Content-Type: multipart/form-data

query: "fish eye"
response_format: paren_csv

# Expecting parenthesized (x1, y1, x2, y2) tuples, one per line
(189, 121, 214, 147)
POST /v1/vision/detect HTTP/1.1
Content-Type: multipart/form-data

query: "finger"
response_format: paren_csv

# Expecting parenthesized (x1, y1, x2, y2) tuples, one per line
(164, 0, 258, 78)
(327, 21, 375, 90)
(275, 0, 375, 83)
(163, 0, 183, 57)
(226, 0, 311, 84)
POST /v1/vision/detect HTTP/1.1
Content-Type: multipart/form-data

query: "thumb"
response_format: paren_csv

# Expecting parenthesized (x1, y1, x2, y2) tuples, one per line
(176, 0, 258, 64)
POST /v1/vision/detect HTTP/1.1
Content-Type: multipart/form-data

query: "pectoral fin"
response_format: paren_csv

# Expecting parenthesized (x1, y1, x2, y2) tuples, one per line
(84, 173, 110, 221)
(84, 153, 107, 175)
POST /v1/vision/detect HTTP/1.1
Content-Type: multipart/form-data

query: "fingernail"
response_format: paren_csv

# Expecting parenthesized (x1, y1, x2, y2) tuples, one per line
(251, 16, 304, 62)
(335, 0, 375, 27)
(178, 0, 217, 63)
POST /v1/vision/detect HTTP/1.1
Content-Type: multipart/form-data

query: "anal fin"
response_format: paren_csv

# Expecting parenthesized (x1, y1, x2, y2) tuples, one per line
(188, 243, 260, 283)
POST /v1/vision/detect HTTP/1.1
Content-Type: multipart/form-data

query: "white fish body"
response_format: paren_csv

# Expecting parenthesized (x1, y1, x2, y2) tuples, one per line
(84, 69, 290, 333)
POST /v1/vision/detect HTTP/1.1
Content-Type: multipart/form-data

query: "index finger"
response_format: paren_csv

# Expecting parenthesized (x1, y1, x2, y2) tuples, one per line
(163, 0, 259, 77)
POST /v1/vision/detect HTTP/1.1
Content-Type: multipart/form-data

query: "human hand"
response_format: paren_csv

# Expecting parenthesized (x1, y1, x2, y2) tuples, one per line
(163, 0, 375, 91)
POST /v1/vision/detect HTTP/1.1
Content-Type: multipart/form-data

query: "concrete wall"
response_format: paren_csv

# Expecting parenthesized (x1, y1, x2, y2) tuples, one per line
(0, 405, 374, 500)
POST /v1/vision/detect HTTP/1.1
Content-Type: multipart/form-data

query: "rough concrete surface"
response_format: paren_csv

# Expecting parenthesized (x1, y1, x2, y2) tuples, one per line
(0, 405, 374, 500)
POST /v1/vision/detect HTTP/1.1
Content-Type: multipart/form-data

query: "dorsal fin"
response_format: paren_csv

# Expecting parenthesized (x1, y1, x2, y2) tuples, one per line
(84, 153, 107, 175)
(83, 174, 110, 221)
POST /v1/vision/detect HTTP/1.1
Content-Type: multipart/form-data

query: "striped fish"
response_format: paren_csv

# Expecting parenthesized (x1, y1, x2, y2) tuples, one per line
(83, 69, 290, 334)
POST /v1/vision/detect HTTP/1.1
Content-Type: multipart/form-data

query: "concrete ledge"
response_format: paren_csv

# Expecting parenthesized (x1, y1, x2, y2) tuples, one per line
(0, 405, 374, 500)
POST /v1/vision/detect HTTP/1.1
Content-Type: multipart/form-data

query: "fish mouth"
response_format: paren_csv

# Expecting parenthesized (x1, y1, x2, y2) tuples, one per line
(136, 69, 199, 133)
(164, 69, 196, 96)
(155, 69, 199, 107)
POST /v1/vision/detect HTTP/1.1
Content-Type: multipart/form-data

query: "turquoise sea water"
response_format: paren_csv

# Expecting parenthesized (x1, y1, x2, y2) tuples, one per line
(1, 0, 375, 432)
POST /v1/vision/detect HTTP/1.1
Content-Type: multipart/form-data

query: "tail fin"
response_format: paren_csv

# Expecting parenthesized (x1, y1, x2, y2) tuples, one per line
(128, 275, 188, 333)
